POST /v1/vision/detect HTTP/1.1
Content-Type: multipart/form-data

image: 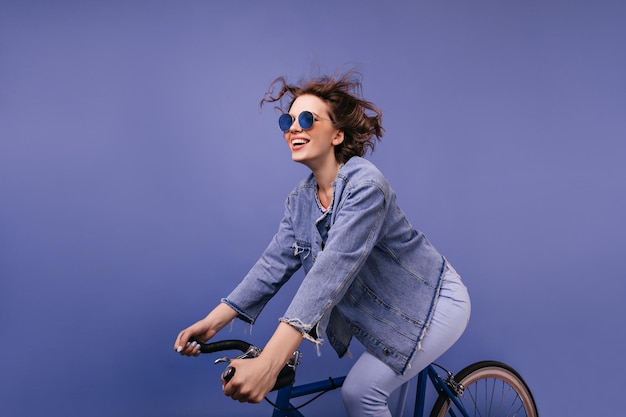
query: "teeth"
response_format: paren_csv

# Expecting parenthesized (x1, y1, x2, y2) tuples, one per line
(292, 139, 309, 146)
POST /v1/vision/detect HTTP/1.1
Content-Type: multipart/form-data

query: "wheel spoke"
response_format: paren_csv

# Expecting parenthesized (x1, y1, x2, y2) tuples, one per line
(429, 362, 537, 417)
(460, 377, 528, 417)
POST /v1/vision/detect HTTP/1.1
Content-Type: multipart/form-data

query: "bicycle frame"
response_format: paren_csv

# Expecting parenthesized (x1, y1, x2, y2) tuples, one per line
(412, 365, 469, 417)
(196, 340, 536, 417)
(271, 376, 345, 417)
(269, 365, 469, 417)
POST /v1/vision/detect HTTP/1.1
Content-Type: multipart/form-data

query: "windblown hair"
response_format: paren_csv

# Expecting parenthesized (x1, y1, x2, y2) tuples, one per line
(260, 70, 384, 164)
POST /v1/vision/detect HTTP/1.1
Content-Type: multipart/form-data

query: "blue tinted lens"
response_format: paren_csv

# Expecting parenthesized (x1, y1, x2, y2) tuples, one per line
(279, 111, 315, 132)
(298, 111, 315, 130)
(279, 113, 294, 131)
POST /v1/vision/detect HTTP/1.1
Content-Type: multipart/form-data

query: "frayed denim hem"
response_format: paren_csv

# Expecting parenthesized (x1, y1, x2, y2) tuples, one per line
(280, 317, 324, 356)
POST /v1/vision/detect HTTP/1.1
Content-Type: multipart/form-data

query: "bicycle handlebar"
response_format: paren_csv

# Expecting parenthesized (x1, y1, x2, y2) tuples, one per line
(198, 339, 252, 354)
(194, 339, 298, 391)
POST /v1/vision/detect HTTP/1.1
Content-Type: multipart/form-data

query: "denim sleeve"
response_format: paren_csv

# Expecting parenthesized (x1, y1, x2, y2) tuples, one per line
(222, 200, 302, 324)
(280, 180, 388, 343)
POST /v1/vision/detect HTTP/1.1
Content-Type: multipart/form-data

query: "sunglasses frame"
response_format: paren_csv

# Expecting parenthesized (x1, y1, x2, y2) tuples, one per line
(279, 110, 333, 132)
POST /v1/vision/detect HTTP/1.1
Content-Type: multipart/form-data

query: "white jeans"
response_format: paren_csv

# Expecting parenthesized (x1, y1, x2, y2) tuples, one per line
(341, 266, 471, 417)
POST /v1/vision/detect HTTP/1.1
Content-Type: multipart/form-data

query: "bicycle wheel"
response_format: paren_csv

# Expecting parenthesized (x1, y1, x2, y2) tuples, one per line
(429, 360, 538, 417)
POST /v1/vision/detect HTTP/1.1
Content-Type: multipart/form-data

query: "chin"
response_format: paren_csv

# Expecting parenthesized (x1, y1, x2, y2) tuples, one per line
(291, 156, 312, 169)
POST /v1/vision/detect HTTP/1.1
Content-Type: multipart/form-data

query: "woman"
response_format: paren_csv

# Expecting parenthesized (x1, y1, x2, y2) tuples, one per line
(174, 71, 471, 417)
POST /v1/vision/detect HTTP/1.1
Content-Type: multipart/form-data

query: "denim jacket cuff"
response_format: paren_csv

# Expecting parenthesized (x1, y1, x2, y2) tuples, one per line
(221, 299, 255, 324)
(279, 317, 324, 346)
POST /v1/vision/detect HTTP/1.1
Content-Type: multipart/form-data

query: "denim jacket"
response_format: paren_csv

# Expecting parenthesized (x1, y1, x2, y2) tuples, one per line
(223, 157, 448, 374)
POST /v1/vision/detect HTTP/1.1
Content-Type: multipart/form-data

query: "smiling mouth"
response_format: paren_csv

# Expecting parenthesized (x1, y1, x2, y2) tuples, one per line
(291, 139, 310, 147)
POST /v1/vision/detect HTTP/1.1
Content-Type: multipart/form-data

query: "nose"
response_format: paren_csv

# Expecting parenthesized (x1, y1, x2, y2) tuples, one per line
(286, 118, 303, 133)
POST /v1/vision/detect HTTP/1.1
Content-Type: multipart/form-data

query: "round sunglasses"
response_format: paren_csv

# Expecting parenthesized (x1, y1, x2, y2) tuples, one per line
(278, 111, 333, 132)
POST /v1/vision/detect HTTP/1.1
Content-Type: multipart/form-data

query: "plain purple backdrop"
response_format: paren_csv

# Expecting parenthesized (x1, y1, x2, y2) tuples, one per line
(1, 1, 624, 416)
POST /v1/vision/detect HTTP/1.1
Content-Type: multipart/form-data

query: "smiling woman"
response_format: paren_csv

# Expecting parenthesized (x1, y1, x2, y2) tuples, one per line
(2, 2, 625, 416)
(278, 94, 345, 183)
(264, 72, 384, 165)
(174, 70, 471, 417)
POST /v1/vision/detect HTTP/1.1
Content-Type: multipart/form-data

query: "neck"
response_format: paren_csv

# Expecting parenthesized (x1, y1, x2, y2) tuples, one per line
(312, 160, 340, 209)
(313, 162, 340, 191)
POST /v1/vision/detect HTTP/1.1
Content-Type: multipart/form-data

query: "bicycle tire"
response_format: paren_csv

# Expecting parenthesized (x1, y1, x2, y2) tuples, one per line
(429, 360, 538, 417)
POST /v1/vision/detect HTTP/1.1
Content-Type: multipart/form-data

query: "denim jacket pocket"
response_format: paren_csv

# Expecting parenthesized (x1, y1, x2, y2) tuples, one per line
(292, 240, 312, 260)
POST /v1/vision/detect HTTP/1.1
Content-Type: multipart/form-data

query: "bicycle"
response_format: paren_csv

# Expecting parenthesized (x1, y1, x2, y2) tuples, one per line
(195, 339, 538, 417)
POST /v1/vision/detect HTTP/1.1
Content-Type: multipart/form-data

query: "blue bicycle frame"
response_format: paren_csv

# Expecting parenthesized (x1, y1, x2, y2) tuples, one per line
(411, 365, 469, 417)
(271, 376, 346, 417)
(270, 365, 469, 417)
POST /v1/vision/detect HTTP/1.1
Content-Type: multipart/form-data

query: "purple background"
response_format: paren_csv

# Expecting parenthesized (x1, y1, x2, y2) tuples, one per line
(1, 1, 624, 416)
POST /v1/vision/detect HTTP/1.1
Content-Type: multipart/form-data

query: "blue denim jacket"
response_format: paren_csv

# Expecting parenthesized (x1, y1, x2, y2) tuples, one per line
(224, 157, 448, 374)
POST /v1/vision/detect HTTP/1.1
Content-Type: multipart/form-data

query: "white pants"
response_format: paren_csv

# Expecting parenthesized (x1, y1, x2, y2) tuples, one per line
(341, 266, 471, 417)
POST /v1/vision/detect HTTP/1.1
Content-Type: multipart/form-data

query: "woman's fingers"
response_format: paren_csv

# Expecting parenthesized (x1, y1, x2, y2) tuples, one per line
(173, 330, 188, 352)
(221, 359, 271, 403)
(174, 330, 203, 356)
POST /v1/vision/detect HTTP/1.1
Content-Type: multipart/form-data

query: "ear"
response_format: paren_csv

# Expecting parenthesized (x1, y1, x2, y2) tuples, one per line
(332, 130, 344, 146)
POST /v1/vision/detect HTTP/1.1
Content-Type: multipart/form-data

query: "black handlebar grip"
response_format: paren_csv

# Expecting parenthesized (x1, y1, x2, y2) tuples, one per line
(222, 366, 236, 382)
(271, 365, 295, 391)
(197, 339, 252, 354)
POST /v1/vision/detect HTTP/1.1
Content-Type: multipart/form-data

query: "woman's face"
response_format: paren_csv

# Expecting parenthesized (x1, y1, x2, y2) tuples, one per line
(283, 94, 344, 171)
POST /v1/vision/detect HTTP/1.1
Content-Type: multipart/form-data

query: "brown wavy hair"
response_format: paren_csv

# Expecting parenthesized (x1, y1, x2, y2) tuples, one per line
(260, 70, 384, 164)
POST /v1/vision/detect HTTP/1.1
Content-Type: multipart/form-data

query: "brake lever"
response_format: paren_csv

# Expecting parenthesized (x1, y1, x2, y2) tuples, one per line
(214, 346, 301, 389)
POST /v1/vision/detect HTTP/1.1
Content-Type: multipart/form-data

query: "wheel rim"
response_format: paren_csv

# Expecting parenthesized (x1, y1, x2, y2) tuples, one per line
(434, 364, 537, 417)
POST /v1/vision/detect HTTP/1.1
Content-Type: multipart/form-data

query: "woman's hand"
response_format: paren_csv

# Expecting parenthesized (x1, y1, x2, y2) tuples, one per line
(174, 303, 238, 356)
(174, 318, 212, 356)
(222, 322, 304, 402)
(222, 356, 277, 403)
